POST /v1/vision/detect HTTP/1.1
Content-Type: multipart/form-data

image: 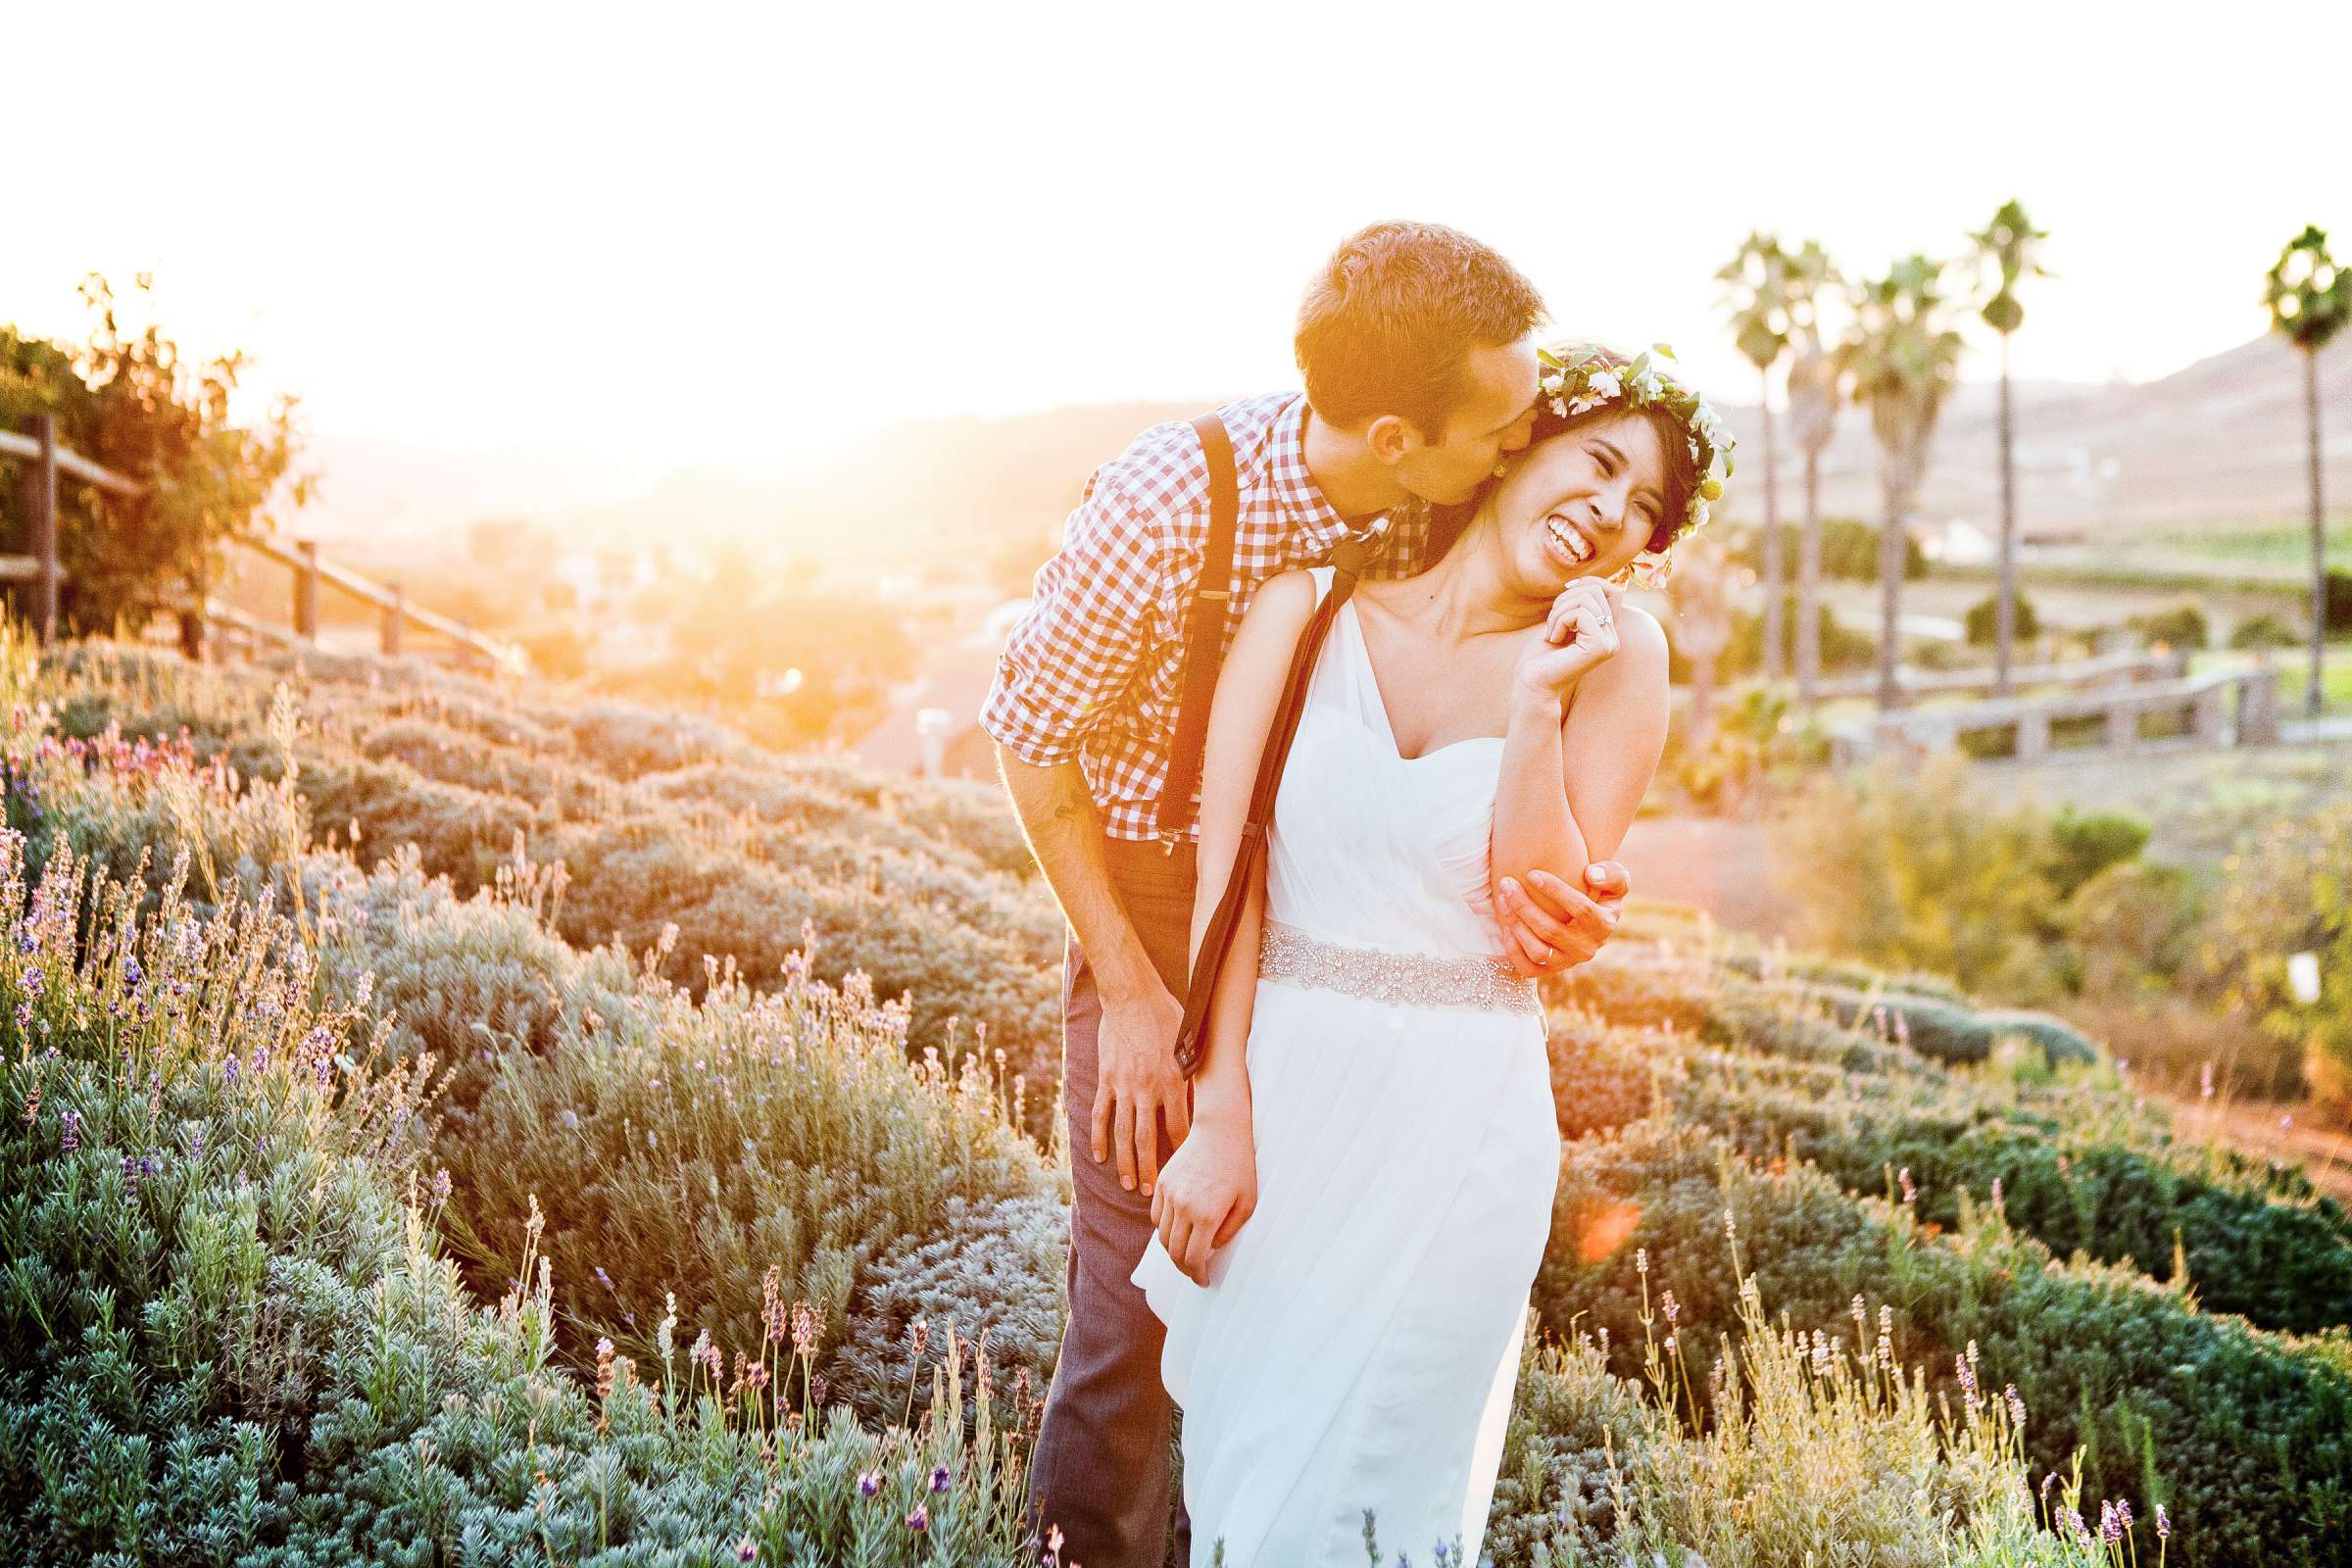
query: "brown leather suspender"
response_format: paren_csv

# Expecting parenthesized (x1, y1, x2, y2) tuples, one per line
(1155, 414, 1242, 844)
(1172, 531, 1375, 1077)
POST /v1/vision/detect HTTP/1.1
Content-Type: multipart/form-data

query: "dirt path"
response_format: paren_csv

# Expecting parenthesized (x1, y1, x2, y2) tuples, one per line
(1617, 814, 1795, 941)
(2150, 1091, 2352, 1204)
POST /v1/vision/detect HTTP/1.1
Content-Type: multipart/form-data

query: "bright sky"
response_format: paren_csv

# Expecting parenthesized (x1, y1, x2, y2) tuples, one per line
(9, 0, 2346, 467)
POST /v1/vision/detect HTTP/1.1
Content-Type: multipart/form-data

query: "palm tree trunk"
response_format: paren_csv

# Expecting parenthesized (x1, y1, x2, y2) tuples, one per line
(1797, 449, 1822, 706)
(1995, 333, 2018, 697)
(2311, 345, 2328, 720)
(1760, 369, 1784, 687)
(1878, 486, 1903, 711)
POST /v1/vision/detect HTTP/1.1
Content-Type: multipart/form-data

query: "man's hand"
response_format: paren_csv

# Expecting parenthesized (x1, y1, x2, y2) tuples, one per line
(1152, 1114, 1257, 1285)
(1092, 979, 1193, 1197)
(1494, 860, 1630, 979)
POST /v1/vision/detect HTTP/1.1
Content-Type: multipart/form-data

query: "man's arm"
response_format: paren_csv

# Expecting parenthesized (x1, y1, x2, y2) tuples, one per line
(980, 471, 1191, 1196)
(994, 749, 1164, 1017)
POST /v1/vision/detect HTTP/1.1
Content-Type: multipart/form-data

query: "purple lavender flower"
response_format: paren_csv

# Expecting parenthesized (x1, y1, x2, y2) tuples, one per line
(2155, 1503, 2171, 1540)
(59, 1108, 79, 1152)
(735, 1539, 758, 1563)
(122, 1154, 141, 1193)
(857, 1470, 880, 1498)
(930, 1465, 951, 1494)
(123, 954, 142, 989)
(905, 1503, 928, 1534)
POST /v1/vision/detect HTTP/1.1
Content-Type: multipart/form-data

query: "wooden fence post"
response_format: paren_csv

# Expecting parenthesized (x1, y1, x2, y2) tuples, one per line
(26, 414, 58, 643)
(382, 582, 404, 657)
(294, 541, 319, 643)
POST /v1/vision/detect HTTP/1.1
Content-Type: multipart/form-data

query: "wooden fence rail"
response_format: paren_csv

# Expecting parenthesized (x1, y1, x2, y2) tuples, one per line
(1832, 663, 2281, 767)
(1, 415, 523, 672)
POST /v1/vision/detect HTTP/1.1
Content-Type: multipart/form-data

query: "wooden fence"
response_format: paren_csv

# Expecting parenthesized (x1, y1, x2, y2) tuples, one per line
(1832, 662, 2281, 767)
(0, 414, 524, 672)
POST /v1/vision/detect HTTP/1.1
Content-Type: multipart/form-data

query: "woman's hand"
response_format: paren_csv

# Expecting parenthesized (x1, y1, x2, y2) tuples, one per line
(1151, 1115, 1257, 1285)
(1514, 579, 1625, 702)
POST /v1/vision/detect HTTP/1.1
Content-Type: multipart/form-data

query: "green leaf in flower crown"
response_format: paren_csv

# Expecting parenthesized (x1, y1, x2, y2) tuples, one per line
(1653, 342, 1677, 359)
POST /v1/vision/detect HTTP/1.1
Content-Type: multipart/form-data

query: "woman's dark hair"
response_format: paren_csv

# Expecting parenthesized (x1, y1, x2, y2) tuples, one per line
(1295, 221, 1547, 438)
(1419, 345, 1701, 564)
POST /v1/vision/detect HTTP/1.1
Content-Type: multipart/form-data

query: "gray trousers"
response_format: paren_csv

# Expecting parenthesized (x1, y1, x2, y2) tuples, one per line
(1029, 837, 1196, 1568)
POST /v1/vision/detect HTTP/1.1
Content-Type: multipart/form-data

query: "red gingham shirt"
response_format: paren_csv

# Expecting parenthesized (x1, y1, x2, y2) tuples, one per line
(981, 392, 1431, 846)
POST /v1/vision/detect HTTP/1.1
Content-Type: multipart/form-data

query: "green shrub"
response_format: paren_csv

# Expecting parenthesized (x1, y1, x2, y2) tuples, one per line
(2231, 612, 2303, 651)
(2203, 804, 2352, 1120)
(1965, 591, 2041, 646)
(2046, 808, 2153, 901)
(1538, 1118, 2352, 1568)
(1487, 1270, 2116, 1568)
(443, 944, 1055, 1384)
(1674, 1061, 2352, 1335)
(1782, 982, 2101, 1069)
(2128, 604, 2211, 652)
(0, 771, 1040, 1567)
(828, 1195, 1068, 1431)
(2068, 859, 2205, 994)
(1546, 1013, 1678, 1139)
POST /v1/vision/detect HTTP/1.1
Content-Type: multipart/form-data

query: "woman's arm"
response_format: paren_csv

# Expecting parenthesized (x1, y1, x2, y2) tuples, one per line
(1493, 590, 1671, 950)
(1152, 568, 1317, 1283)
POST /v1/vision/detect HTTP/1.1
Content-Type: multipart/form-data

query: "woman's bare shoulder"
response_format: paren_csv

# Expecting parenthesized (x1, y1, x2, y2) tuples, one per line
(1236, 569, 1320, 642)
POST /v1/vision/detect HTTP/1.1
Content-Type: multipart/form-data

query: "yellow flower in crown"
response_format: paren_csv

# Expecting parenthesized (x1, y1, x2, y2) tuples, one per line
(1535, 342, 1735, 590)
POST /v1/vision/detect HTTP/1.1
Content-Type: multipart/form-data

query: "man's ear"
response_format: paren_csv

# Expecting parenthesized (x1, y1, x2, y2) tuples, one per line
(1364, 413, 1414, 466)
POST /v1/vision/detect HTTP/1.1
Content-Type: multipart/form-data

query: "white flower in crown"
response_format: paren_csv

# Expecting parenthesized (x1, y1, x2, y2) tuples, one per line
(1586, 368, 1623, 401)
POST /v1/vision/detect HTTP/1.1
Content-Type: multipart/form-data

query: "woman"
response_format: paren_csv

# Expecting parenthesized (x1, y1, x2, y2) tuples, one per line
(1131, 344, 1730, 1565)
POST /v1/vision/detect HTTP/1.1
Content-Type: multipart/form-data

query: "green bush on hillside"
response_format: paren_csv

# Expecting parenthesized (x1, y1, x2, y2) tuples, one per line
(2127, 604, 2211, 652)
(2231, 612, 2303, 651)
(1539, 1118, 2352, 1568)
(1965, 591, 2041, 646)
(2204, 803, 2352, 1120)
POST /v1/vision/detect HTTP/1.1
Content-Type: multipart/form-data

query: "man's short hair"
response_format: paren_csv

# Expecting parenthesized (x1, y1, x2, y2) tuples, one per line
(1295, 221, 1547, 437)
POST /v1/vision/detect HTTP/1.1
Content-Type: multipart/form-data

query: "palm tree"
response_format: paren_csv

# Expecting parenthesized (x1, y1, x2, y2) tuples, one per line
(1838, 255, 1966, 711)
(1781, 241, 1840, 705)
(1718, 233, 1792, 684)
(1970, 199, 2049, 696)
(2266, 224, 2351, 718)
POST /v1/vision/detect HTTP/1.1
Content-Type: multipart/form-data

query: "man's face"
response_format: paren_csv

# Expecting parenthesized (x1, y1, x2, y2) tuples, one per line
(1391, 337, 1542, 506)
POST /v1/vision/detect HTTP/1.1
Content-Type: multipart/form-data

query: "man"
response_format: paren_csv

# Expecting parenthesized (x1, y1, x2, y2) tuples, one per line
(981, 220, 1633, 1568)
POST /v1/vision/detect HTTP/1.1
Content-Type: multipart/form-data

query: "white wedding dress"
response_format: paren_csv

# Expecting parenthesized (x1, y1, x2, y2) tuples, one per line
(1133, 566, 1562, 1568)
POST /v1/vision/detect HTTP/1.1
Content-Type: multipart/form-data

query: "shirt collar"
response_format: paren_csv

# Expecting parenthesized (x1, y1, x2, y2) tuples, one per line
(1268, 394, 1352, 552)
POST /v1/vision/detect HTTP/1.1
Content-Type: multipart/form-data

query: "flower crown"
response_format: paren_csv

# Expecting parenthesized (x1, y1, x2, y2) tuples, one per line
(1536, 341, 1734, 589)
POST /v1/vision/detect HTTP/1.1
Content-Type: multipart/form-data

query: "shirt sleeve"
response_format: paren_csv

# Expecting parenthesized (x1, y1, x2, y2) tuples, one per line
(980, 471, 1169, 768)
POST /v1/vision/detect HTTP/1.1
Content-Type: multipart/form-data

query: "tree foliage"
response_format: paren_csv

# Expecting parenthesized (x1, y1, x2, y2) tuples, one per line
(2266, 225, 2350, 354)
(0, 274, 308, 636)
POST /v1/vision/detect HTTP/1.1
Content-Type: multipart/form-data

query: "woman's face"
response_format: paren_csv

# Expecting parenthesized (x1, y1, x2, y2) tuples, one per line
(1490, 410, 1671, 592)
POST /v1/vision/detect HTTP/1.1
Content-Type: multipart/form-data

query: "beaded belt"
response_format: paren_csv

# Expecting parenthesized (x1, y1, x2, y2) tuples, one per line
(1256, 919, 1542, 1016)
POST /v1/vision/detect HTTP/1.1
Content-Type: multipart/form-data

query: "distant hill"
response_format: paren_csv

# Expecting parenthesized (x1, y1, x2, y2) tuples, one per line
(290, 333, 2352, 564)
(1723, 331, 2352, 538)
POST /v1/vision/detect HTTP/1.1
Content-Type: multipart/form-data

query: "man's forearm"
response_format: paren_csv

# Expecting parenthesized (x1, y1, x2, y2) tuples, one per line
(995, 745, 1160, 1002)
